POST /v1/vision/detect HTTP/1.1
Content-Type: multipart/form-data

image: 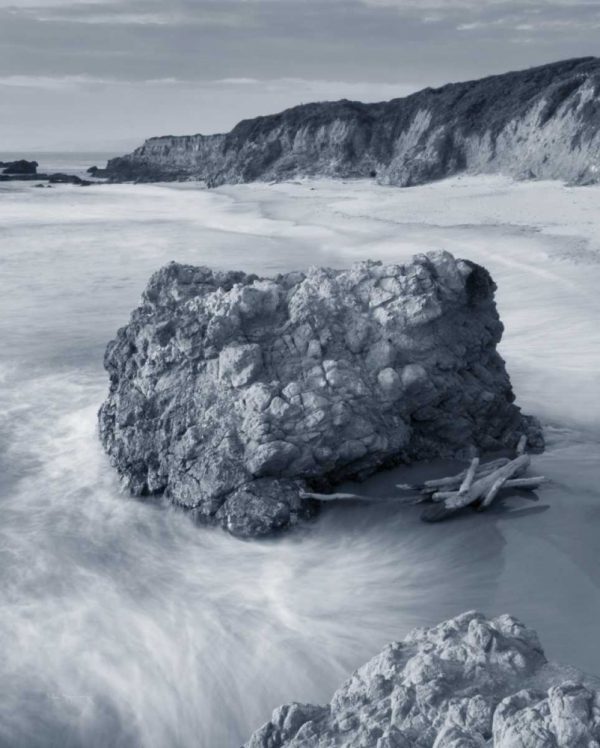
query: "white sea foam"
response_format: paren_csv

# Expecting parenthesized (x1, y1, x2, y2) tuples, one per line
(0, 175, 599, 746)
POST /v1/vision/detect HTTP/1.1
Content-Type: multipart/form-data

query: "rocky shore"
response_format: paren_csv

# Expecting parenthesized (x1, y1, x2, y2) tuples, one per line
(244, 611, 600, 747)
(0, 158, 92, 185)
(98, 251, 541, 537)
(100, 57, 600, 188)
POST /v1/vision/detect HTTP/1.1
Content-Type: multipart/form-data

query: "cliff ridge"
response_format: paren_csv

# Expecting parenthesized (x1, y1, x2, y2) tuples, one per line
(101, 57, 600, 188)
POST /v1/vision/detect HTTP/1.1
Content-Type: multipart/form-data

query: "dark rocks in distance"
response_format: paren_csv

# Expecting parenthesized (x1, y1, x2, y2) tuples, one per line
(100, 57, 600, 188)
(98, 251, 542, 538)
(0, 160, 92, 186)
(244, 611, 600, 747)
(87, 165, 112, 179)
(0, 159, 38, 175)
(47, 173, 92, 186)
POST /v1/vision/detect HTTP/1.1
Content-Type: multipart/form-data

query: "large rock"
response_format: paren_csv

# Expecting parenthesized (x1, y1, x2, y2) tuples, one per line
(102, 57, 600, 188)
(98, 251, 542, 537)
(244, 611, 600, 748)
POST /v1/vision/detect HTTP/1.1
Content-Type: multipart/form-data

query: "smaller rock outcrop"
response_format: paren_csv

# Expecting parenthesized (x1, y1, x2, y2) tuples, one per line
(244, 611, 600, 747)
(47, 173, 92, 186)
(98, 251, 541, 537)
(0, 160, 92, 185)
(0, 159, 38, 175)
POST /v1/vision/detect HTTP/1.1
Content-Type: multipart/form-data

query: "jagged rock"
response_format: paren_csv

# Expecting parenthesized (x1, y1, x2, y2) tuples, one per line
(98, 252, 542, 536)
(102, 57, 600, 188)
(99, 252, 542, 536)
(244, 612, 600, 748)
(98, 251, 541, 537)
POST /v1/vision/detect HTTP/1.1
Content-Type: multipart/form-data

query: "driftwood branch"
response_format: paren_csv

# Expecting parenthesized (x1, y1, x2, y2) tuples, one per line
(397, 457, 510, 494)
(502, 476, 548, 489)
(444, 454, 530, 509)
(298, 489, 415, 505)
(481, 474, 512, 509)
(299, 434, 546, 521)
(422, 435, 547, 521)
(432, 476, 548, 502)
(458, 457, 479, 495)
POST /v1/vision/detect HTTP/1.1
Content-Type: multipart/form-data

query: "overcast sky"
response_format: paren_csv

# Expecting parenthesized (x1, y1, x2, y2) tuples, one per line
(1, 0, 599, 151)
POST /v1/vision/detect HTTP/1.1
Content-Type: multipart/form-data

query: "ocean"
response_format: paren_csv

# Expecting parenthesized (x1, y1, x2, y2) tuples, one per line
(1, 158, 599, 747)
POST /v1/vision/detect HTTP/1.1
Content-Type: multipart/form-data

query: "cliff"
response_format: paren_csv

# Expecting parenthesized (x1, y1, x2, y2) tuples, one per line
(98, 251, 541, 537)
(101, 57, 600, 187)
(244, 611, 600, 747)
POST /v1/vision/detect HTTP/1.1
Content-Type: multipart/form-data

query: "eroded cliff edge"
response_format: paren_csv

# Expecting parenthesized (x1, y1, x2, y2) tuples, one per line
(101, 57, 600, 187)
(98, 251, 542, 537)
(243, 611, 600, 748)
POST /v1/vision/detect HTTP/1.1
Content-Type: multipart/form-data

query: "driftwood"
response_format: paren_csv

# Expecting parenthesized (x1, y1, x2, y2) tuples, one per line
(422, 437, 547, 522)
(298, 489, 416, 505)
(432, 476, 547, 502)
(431, 455, 530, 508)
(397, 457, 510, 494)
(298, 435, 547, 521)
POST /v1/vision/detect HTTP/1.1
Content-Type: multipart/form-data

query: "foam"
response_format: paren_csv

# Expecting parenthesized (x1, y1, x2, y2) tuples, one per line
(0, 176, 599, 746)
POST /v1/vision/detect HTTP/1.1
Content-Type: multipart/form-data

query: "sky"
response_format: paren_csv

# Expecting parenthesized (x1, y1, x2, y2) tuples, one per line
(1, 0, 599, 151)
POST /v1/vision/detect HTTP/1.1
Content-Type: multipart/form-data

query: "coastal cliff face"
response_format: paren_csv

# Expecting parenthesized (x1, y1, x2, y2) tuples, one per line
(98, 251, 541, 537)
(244, 611, 600, 748)
(100, 133, 226, 181)
(104, 57, 600, 187)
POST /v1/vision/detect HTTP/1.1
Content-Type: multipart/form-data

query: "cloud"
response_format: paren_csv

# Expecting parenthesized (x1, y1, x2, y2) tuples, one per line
(0, 0, 119, 7)
(1, 0, 599, 151)
(361, 0, 599, 6)
(7, 1, 253, 26)
(0, 73, 97, 89)
(219, 78, 260, 85)
(56, 12, 182, 25)
(28, 8, 251, 27)
(0, 73, 417, 99)
(0, 72, 420, 149)
(1, 0, 597, 92)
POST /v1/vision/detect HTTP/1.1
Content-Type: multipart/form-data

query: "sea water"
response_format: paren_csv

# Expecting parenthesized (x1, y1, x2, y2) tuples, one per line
(1, 164, 599, 747)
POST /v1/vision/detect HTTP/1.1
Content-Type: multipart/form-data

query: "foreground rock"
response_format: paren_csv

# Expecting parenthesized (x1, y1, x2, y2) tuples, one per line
(99, 251, 541, 537)
(103, 57, 600, 187)
(244, 611, 600, 747)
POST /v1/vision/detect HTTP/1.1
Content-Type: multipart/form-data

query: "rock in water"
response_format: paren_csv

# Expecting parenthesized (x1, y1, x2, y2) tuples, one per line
(0, 159, 38, 175)
(243, 611, 600, 747)
(98, 251, 542, 537)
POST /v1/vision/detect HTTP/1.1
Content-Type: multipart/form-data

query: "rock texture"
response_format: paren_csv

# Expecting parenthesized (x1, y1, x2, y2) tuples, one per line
(102, 57, 600, 187)
(244, 611, 600, 748)
(99, 251, 541, 537)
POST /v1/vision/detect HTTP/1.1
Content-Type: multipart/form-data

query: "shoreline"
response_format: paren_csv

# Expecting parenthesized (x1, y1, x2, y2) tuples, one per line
(0, 174, 598, 744)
